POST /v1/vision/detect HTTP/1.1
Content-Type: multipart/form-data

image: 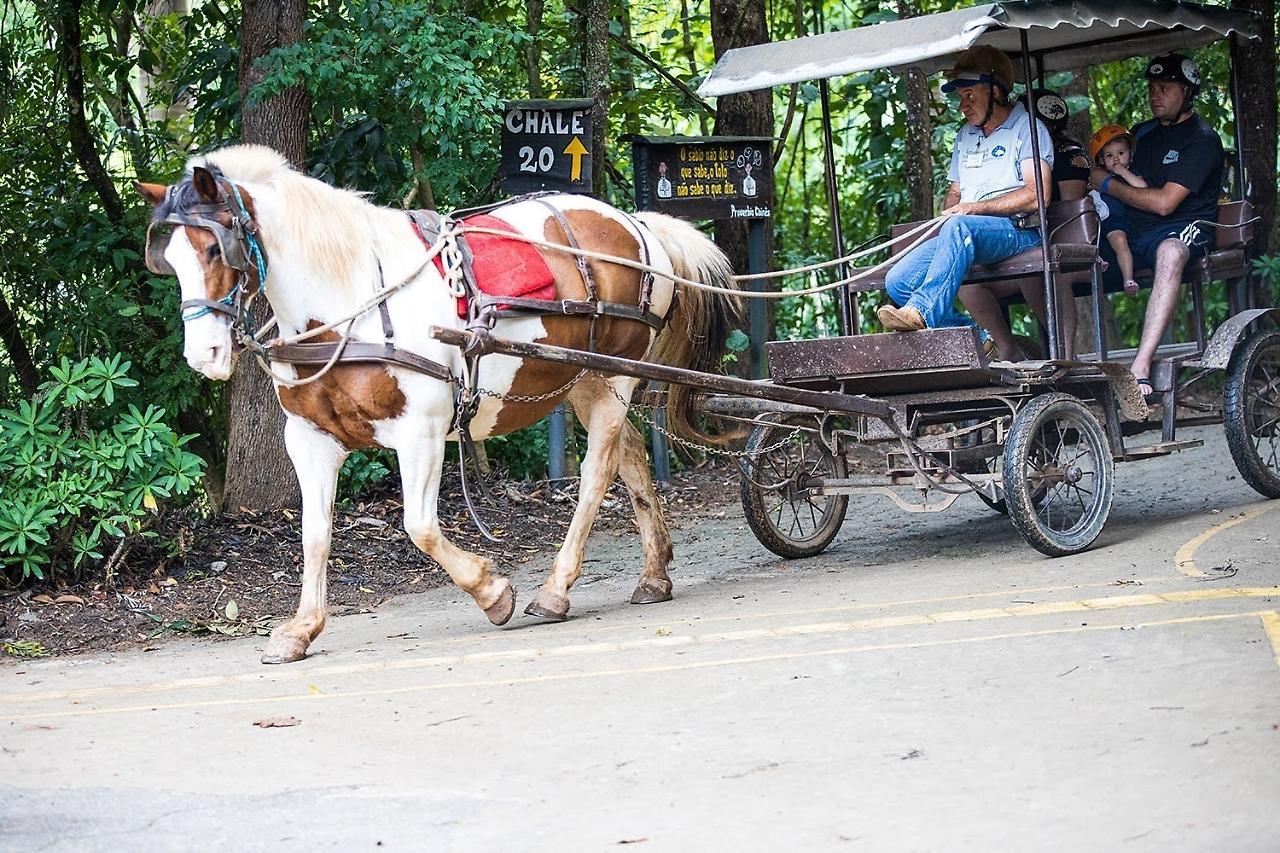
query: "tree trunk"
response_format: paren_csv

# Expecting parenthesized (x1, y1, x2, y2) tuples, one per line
(898, 0, 934, 221)
(580, 0, 608, 197)
(524, 0, 544, 98)
(0, 288, 39, 398)
(614, 0, 639, 136)
(680, 0, 708, 136)
(709, 0, 773, 277)
(1233, 0, 1277, 257)
(222, 0, 309, 513)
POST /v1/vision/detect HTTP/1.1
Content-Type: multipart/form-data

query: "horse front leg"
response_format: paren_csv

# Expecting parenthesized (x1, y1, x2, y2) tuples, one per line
(398, 419, 515, 625)
(616, 418, 675, 605)
(261, 417, 347, 664)
(525, 378, 631, 621)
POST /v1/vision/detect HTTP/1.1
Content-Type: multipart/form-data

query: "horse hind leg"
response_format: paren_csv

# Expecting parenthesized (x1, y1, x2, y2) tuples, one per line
(262, 418, 346, 664)
(398, 419, 515, 626)
(617, 419, 674, 605)
(524, 378, 632, 621)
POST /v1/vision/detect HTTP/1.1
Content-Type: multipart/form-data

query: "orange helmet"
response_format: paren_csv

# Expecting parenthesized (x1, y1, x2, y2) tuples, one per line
(1089, 124, 1132, 163)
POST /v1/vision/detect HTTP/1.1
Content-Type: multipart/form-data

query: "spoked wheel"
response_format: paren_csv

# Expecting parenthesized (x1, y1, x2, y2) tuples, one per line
(1003, 393, 1114, 556)
(740, 417, 848, 559)
(1223, 329, 1280, 498)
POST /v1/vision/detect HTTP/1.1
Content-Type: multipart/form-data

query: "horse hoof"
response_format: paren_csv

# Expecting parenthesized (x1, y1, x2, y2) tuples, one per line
(630, 577, 673, 605)
(523, 590, 570, 622)
(483, 582, 516, 626)
(261, 634, 309, 665)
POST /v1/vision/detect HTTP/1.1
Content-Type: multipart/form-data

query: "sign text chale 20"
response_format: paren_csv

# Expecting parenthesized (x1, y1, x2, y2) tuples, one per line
(500, 99, 594, 195)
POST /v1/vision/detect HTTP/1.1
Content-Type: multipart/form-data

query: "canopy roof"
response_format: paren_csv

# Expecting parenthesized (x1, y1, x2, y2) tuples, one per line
(697, 0, 1259, 97)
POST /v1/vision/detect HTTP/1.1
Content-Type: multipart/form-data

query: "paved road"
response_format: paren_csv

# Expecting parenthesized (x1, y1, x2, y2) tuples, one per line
(3, 426, 1279, 852)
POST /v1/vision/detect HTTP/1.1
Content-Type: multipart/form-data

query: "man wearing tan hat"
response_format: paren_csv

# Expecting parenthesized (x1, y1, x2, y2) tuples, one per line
(879, 45, 1053, 347)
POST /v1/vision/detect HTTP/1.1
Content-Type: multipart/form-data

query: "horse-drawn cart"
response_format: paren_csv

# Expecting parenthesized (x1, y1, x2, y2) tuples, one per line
(144, 1, 1277, 661)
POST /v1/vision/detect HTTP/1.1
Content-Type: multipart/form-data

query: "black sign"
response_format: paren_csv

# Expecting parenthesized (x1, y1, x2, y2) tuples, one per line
(500, 99, 594, 195)
(631, 135, 774, 220)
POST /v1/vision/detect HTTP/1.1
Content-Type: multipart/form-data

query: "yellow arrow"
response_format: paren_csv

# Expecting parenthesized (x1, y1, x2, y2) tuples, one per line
(564, 136, 589, 182)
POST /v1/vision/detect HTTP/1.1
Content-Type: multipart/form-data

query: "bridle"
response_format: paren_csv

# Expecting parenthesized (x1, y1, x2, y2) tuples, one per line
(144, 169, 268, 346)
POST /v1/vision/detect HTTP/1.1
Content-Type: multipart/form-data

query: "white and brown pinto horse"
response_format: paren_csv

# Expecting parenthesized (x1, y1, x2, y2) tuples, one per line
(138, 144, 740, 664)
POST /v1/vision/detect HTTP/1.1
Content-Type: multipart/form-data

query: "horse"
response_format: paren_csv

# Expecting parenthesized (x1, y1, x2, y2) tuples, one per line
(137, 144, 742, 664)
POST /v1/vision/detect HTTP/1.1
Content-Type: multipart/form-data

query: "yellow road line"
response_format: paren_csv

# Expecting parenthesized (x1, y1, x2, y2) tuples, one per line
(1174, 503, 1280, 578)
(447, 576, 1175, 646)
(0, 610, 1260, 722)
(1260, 612, 1280, 669)
(4, 586, 1278, 709)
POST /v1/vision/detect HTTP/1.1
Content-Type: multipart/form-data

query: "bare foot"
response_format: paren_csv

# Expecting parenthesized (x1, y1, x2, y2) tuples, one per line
(1123, 278, 1139, 297)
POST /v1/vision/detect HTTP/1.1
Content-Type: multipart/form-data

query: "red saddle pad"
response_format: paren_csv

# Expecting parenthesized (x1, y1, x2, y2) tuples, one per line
(434, 214, 556, 318)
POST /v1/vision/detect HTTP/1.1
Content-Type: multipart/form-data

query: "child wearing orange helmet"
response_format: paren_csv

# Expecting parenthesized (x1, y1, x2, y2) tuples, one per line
(1090, 124, 1150, 296)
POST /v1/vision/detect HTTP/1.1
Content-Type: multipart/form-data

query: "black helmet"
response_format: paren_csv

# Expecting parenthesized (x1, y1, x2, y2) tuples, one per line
(1022, 88, 1069, 132)
(1145, 53, 1202, 98)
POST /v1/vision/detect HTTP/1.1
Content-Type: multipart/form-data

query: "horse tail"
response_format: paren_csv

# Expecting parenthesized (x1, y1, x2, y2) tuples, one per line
(634, 211, 746, 446)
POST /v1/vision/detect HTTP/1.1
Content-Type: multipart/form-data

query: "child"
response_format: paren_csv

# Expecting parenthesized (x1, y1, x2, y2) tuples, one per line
(1089, 124, 1149, 297)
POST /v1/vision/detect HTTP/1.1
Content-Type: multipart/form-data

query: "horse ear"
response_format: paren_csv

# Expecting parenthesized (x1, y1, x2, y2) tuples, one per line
(192, 167, 221, 202)
(135, 182, 167, 207)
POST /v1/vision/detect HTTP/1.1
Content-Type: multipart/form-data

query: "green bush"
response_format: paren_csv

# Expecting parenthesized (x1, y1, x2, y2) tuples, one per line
(0, 355, 204, 583)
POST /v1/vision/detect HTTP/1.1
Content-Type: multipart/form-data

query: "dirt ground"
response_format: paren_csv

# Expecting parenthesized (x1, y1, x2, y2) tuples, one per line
(0, 463, 740, 659)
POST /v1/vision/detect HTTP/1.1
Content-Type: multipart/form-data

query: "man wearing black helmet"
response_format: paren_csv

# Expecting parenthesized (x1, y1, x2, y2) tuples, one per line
(1090, 53, 1223, 396)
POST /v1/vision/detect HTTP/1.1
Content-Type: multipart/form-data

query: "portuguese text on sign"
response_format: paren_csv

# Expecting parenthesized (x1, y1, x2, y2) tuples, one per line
(500, 99, 594, 195)
(630, 135, 774, 220)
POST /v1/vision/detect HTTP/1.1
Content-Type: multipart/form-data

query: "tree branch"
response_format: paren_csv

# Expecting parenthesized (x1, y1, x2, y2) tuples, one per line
(565, 3, 717, 118)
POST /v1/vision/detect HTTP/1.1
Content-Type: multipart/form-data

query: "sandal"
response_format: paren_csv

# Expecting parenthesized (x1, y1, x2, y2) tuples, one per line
(1135, 376, 1156, 402)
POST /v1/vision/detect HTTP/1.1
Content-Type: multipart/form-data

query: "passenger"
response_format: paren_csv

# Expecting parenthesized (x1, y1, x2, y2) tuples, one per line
(959, 88, 1089, 359)
(1089, 54, 1222, 398)
(1089, 124, 1150, 297)
(878, 46, 1054, 356)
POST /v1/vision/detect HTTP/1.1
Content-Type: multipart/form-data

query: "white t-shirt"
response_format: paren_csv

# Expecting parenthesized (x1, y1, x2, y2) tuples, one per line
(948, 102, 1054, 203)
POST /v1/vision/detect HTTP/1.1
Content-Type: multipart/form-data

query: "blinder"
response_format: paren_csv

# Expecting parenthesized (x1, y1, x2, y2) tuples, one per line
(144, 174, 269, 331)
(144, 203, 254, 277)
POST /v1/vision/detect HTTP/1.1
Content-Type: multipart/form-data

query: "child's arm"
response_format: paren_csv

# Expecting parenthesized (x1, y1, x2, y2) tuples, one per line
(1112, 165, 1147, 188)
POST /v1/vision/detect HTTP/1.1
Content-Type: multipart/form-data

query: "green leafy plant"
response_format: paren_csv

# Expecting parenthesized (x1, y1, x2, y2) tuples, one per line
(0, 355, 204, 583)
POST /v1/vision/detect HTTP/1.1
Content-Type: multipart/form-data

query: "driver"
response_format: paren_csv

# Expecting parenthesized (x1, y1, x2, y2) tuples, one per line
(1089, 53, 1223, 397)
(879, 45, 1054, 350)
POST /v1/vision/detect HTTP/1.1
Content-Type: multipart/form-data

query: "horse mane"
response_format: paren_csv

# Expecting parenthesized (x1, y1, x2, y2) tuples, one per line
(187, 145, 385, 289)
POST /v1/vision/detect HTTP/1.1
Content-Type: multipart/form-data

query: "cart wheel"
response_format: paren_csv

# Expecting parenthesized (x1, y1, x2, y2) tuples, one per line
(1003, 393, 1114, 556)
(740, 417, 848, 559)
(1223, 329, 1280, 498)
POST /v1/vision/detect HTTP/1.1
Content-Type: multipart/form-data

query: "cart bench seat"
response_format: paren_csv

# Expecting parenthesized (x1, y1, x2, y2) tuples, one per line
(847, 198, 1100, 295)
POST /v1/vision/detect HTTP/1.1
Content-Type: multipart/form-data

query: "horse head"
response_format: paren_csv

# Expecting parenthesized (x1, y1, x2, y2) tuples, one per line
(137, 166, 267, 381)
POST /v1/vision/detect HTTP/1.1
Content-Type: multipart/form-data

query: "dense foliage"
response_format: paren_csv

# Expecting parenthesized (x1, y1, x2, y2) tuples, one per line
(0, 355, 203, 582)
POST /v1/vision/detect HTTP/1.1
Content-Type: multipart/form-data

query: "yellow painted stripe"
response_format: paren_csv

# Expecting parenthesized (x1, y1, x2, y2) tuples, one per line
(447, 576, 1176, 646)
(1174, 503, 1280, 578)
(1260, 612, 1280, 669)
(4, 586, 1278, 709)
(0, 611, 1260, 722)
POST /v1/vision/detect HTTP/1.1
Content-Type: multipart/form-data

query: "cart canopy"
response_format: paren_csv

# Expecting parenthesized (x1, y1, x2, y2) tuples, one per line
(697, 0, 1259, 97)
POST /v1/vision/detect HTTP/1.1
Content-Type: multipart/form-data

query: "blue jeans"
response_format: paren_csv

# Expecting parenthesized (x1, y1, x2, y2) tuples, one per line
(885, 215, 1043, 330)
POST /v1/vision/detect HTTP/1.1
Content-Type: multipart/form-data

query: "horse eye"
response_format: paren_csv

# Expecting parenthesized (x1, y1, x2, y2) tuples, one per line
(206, 243, 222, 261)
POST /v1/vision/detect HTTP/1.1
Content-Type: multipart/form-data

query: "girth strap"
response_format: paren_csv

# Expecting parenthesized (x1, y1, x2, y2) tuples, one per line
(265, 340, 454, 384)
(471, 294, 666, 332)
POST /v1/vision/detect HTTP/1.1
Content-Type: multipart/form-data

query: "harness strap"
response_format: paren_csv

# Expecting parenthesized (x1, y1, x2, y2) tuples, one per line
(471, 294, 666, 332)
(265, 340, 454, 384)
(532, 198, 600, 350)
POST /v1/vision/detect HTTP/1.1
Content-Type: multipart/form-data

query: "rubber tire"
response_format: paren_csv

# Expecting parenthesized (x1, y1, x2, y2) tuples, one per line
(740, 418, 848, 559)
(1003, 393, 1114, 557)
(1223, 329, 1280, 498)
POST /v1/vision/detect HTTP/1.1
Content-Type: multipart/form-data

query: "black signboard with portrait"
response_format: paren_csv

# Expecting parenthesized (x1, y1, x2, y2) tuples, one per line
(500, 99, 594, 195)
(630, 135, 774, 220)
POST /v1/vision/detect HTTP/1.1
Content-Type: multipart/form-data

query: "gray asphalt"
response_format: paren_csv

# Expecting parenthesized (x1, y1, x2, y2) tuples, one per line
(2, 426, 1279, 852)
